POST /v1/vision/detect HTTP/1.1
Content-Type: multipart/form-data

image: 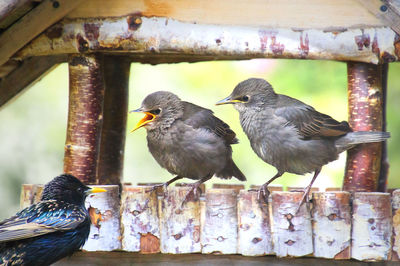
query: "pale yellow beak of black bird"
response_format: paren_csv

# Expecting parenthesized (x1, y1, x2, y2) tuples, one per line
(86, 187, 107, 194)
(129, 108, 157, 132)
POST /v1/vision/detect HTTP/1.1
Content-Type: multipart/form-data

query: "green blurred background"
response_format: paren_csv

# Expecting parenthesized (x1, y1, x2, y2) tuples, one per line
(0, 59, 399, 220)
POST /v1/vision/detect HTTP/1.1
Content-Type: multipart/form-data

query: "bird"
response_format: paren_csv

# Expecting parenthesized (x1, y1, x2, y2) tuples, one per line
(0, 174, 106, 266)
(217, 78, 390, 208)
(130, 91, 246, 203)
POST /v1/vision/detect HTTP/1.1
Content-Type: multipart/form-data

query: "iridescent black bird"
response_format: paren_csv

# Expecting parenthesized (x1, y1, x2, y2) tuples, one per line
(0, 174, 106, 266)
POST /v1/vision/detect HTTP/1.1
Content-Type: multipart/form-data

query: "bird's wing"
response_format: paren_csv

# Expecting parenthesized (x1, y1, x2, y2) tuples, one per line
(274, 96, 352, 138)
(0, 200, 87, 242)
(181, 101, 238, 144)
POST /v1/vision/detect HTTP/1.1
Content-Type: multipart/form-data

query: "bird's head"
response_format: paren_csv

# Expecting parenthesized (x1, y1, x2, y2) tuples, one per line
(216, 78, 277, 112)
(130, 91, 183, 132)
(41, 174, 106, 205)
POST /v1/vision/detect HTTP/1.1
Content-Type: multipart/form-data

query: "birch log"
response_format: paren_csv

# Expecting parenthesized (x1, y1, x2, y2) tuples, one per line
(237, 190, 272, 256)
(271, 192, 313, 257)
(312, 192, 351, 259)
(159, 186, 201, 254)
(352, 192, 392, 261)
(343, 63, 384, 192)
(201, 188, 238, 254)
(83, 185, 121, 251)
(120, 186, 160, 253)
(64, 54, 105, 184)
(392, 189, 400, 261)
(212, 184, 244, 194)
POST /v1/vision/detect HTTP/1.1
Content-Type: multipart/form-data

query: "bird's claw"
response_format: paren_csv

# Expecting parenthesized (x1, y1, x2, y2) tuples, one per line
(181, 185, 202, 208)
(145, 183, 167, 194)
(257, 184, 269, 204)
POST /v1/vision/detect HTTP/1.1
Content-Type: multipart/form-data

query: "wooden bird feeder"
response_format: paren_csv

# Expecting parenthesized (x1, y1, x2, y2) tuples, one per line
(2, 0, 400, 264)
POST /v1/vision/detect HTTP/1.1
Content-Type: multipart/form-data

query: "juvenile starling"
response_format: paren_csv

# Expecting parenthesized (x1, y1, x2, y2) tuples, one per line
(0, 174, 106, 266)
(217, 78, 390, 206)
(130, 91, 246, 202)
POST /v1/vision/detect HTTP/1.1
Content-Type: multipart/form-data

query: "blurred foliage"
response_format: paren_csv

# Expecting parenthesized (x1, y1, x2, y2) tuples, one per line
(0, 59, 399, 220)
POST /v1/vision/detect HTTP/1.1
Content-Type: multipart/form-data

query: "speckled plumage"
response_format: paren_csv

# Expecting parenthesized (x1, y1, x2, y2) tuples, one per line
(219, 78, 390, 204)
(0, 174, 96, 266)
(132, 91, 245, 200)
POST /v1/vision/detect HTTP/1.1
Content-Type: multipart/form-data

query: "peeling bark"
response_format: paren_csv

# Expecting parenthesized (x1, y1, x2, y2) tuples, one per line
(83, 185, 121, 251)
(120, 186, 160, 253)
(343, 62, 384, 192)
(237, 190, 272, 256)
(392, 190, 400, 261)
(64, 54, 105, 184)
(202, 189, 238, 254)
(97, 55, 130, 185)
(351, 192, 392, 261)
(312, 192, 351, 259)
(212, 184, 244, 194)
(271, 192, 313, 257)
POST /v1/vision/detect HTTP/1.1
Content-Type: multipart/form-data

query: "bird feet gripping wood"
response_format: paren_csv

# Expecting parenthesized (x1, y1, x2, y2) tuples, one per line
(145, 176, 183, 194)
(181, 175, 211, 208)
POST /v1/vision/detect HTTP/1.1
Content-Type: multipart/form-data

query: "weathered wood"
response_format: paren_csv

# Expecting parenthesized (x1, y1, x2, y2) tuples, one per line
(271, 192, 313, 257)
(120, 186, 160, 253)
(159, 186, 201, 254)
(0, 0, 85, 67)
(360, 0, 400, 35)
(0, 0, 34, 29)
(325, 187, 342, 192)
(0, 56, 64, 109)
(83, 185, 121, 251)
(237, 190, 273, 256)
(343, 63, 385, 192)
(212, 184, 244, 194)
(19, 184, 35, 209)
(137, 182, 164, 196)
(67, 0, 384, 29)
(64, 54, 105, 184)
(175, 183, 206, 195)
(312, 192, 351, 259)
(288, 187, 319, 192)
(97, 55, 130, 185)
(202, 188, 238, 254)
(250, 184, 283, 192)
(351, 192, 392, 261)
(16, 16, 399, 64)
(378, 63, 389, 192)
(392, 189, 400, 261)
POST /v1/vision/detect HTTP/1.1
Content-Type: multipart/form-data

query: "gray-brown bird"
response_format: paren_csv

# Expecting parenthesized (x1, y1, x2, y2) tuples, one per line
(130, 91, 246, 202)
(217, 78, 390, 207)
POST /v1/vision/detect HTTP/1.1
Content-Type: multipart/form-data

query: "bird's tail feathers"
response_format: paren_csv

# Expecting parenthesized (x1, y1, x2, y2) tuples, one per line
(217, 159, 247, 181)
(335, 131, 390, 153)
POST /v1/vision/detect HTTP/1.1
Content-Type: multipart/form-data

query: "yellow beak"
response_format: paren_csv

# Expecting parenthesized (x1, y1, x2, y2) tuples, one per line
(130, 109, 156, 132)
(87, 187, 107, 194)
(216, 96, 241, 105)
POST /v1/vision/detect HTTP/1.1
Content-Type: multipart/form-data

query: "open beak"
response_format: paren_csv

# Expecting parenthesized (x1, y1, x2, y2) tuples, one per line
(216, 96, 241, 105)
(86, 187, 107, 195)
(130, 108, 156, 132)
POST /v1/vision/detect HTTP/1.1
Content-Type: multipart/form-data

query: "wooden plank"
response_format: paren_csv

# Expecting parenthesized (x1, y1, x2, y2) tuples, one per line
(0, 0, 35, 29)
(351, 192, 392, 261)
(0, 0, 84, 67)
(212, 183, 244, 194)
(312, 192, 351, 259)
(237, 190, 273, 256)
(0, 56, 64, 110)
(360, 0, 400, 35)
(271, 192, 313, 257)
(392, 189, 400, 261)
(202, 188, 238, 254)
(83, 185, 121, 251)
(66, 0, 383, 29)
(120, 186, 160, 253)
(159, 186, 201, 254)
(16, 16, 398, 64)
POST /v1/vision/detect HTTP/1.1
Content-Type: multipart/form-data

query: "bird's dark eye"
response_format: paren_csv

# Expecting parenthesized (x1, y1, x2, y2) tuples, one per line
(242, 95, 249, 102)
(150, 108, 161, 115)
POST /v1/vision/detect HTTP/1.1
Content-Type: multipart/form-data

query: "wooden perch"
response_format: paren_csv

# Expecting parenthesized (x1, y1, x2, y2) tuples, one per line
(15, 16, 399, 64)
(64, 54, 104, 184)
(343, 62, 385, 192)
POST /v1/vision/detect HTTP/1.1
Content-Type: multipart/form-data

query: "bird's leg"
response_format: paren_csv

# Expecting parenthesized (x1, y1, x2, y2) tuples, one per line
(256, 172, 283, 203)
(146, 176, 183, 193)
(295, 168, 321, 214)
(181, 175, 212, 207)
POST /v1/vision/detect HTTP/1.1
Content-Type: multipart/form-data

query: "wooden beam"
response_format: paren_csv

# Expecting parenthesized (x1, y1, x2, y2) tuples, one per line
(15, 16, 399, 64)
(97, 55, 130, 185)
(0, 0, 35, 30)
(64, 54, 104, 184)
(0, 56, 64, 109)
(360, 0, 400, 35)
(0, 0, 84, 67)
